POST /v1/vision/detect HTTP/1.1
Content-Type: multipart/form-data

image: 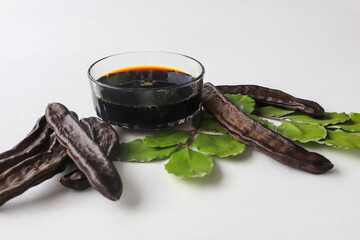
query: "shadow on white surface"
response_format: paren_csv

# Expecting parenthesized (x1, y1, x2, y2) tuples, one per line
(0, 180, 68, 213)
(114, 162, 141, 208)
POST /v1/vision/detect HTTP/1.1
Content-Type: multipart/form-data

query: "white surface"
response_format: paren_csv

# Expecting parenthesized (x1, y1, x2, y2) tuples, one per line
(0, 0, 360, 239)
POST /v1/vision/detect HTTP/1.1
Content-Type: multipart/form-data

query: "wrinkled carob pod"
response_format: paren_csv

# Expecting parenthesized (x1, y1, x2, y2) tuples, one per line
(79, 117, 119, 156)
(60, 169, 90, 191)
(202, 83, 333, 174)
(0, 138, 69, 206)
(45, 103, 122, 200)
(59, 117, 119, 191)
(0, 115, 53, 173)
(216, 85, 325, 118)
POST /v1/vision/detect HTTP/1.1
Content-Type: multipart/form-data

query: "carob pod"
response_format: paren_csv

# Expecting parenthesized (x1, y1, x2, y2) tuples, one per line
(0, 112, 78, 174)
(59, 117, 119, 191)
(202, 83, 333, 174)
(79, 117, 119, 156)
(216, 85, 325, 118)
(0, 115, 53, 173)
(45, 103, 122, 201)
(0, 138, 69, 206)
(59, 169, 90, 191)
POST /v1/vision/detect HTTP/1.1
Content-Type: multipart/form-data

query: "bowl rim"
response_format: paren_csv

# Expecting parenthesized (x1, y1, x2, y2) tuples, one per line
(87, 51, 205, 91)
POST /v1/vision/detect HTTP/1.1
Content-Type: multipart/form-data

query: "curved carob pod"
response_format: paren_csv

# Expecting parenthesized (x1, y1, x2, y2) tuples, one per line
(0, 115, 53, 173)
(59, 117, 119, 191)
(202, 83, 333, 174)
(216, 85, 325, 118)
(59, 169, 90, 191)
(0, 138, 69, 206)
(79, 117, 119, 156)
(45, 103, 122, 201)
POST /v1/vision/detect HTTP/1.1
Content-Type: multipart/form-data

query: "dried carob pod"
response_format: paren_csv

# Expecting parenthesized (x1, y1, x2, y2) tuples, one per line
(216, 84, 325, 118)
(0, 138, 69, 206)
(0, 112, 78, 174)
(79, 117, 119, 156)
(202, 82, 333, 174)
(45, 103, 122, 201)
(59, 117, 119, 191)
(59, 169, 90, 191)
(0, 115, 53, 173)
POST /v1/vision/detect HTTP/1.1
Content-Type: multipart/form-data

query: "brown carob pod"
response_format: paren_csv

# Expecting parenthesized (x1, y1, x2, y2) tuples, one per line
(0, 138, 69, 206)
(79, 117, 119, 156)
(45, 103, 122, 201)
(202, 83, 333, 174)
(59, 169, 90, 191)
(0, 115, 53, 173)
(216, 85, 325, 118)
(59, 117, 119, 191)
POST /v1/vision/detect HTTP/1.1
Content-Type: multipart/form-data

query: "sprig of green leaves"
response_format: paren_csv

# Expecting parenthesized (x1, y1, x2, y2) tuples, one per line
(115, 126, 246, 178)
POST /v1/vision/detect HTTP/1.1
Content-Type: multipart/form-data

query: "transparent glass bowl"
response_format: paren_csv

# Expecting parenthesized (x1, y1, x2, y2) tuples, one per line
(88, 51, 205, 130)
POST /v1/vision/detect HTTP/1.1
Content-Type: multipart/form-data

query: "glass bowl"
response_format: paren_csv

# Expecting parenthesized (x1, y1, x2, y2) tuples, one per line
(88, 51, 205, 130)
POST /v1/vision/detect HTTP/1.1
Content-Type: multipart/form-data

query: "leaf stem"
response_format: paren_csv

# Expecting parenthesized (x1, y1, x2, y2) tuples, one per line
(197, 130, 225, 135)
(254, 114, 310, 125)
(183, 109, 203, 148)
(183, 130, 198, 148)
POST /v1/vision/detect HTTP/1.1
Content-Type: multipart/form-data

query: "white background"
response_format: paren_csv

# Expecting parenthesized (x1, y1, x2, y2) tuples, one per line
(0, 0, 360, 239)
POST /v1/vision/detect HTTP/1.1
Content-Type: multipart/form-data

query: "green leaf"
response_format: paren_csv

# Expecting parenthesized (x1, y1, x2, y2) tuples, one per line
(249, 114, 276, 131)
(193, 133, 246, 157)
(254, 106, 295, 117)
(317, 129, 360, 149)
(114, 139, 179, 162)
(194, 110, 226, 133)
(225, 93, 255, 115)
(199, 118, 227, 133)
(276, 122, 327, 143)
(143, 129, 191, 147)
(326, 113, 360, 132)
(286, 112, 349, 126)
(165, 147, 213, 178)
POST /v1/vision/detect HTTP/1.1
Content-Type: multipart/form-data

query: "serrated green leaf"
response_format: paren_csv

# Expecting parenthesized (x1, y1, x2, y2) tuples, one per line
(254, 106, 295, 117)
(249, 115, 276, 131)
(225, 93, 255, 115)
(326, 113, 360, 132)
(286, 112, 349, 126)
(114, 139, 179, 162)
(143, 129, 191, 147)
(276, 122, 327, 143)
(193, 133, 245, 157)
(165, 147, 213, 178)
(194, 110, 226, 133)
(199, 118, 227, 133)
(317, 129, 360, 149)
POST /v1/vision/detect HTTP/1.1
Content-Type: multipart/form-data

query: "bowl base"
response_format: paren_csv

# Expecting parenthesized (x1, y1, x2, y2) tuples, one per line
(105, 109, 200, 130)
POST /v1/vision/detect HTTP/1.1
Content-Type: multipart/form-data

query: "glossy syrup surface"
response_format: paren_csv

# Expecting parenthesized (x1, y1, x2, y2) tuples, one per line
(92, 66, 202, 129)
